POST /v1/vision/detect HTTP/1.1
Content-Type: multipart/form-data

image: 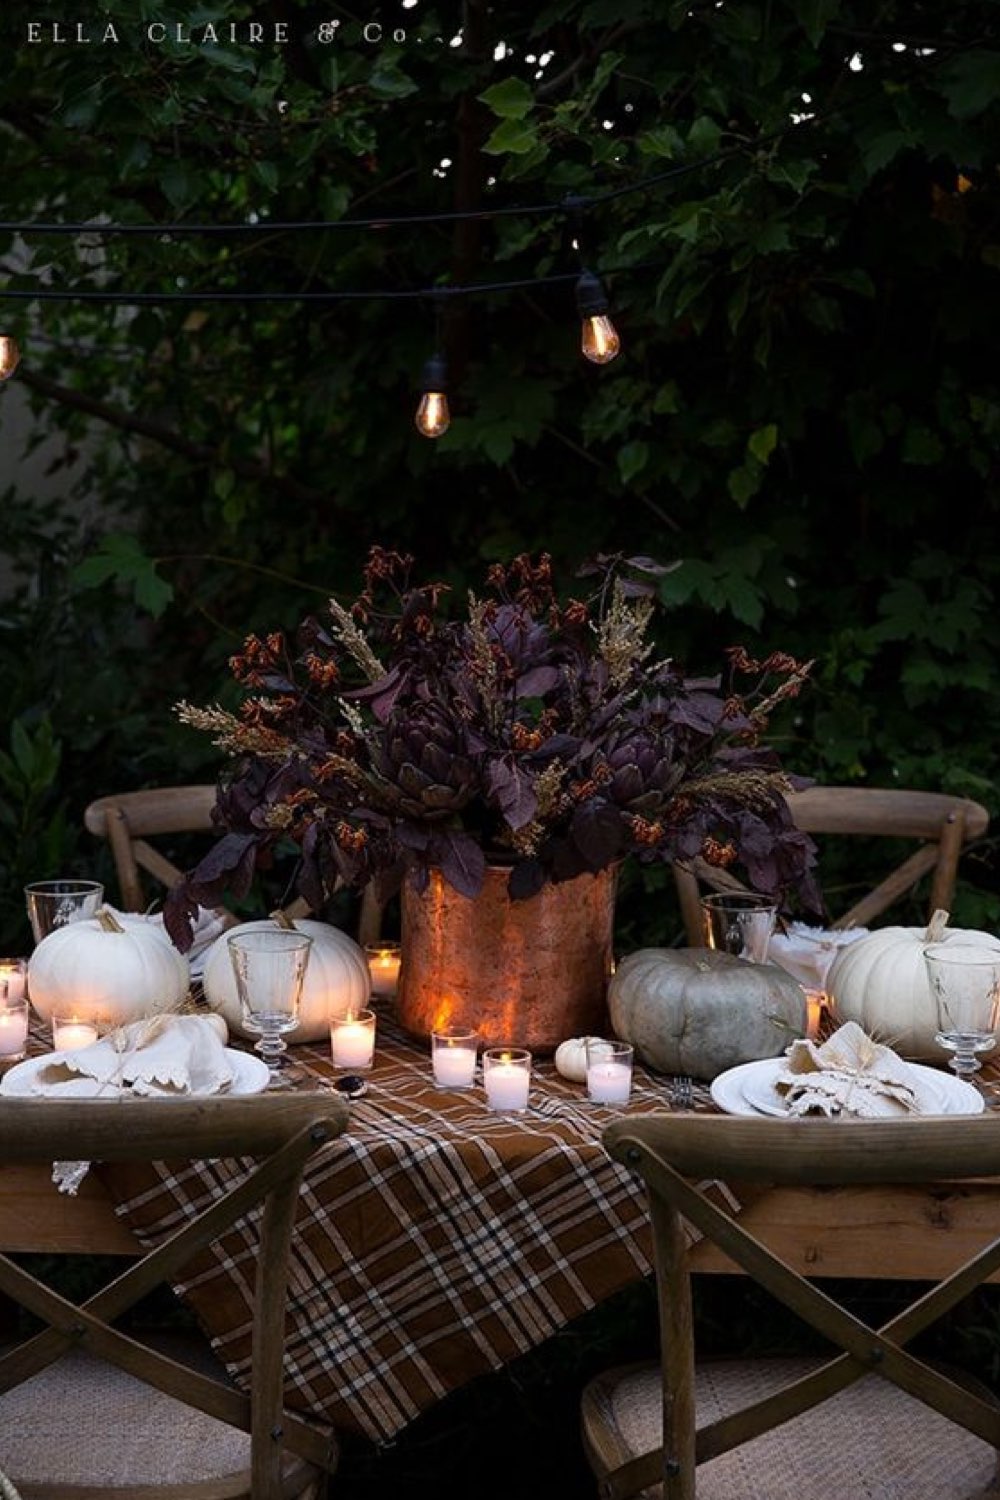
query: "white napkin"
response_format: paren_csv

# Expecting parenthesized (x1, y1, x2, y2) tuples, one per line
(774, 1020, 923, 1118)
(34, 1014, 233, 1099)
(767, 921, 869, 990)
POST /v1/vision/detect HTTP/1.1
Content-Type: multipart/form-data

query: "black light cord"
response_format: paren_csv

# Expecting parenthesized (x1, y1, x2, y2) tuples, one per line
(0, 257, 671, 306)
(0, 112, 823, 240)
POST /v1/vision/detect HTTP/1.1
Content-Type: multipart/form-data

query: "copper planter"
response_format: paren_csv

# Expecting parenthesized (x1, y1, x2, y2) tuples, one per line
(396, 864, 617, 1054)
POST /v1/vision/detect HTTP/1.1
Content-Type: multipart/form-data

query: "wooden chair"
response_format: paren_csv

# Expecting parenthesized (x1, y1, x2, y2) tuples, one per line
(0, 1093, 348, 1499)
(84, 786, 383, 944)
(582, 1114, 1000, 1500)
(674, 786, 991, 945)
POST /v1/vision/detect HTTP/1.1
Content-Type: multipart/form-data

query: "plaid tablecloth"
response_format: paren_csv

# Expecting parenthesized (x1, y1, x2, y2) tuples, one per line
(101, 1012, 703, 1445)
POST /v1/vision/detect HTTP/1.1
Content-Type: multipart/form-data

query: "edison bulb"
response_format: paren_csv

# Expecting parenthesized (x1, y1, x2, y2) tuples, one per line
(581, 314, 620, 365)
(415, 390, 450, 438)
(0, 336, 20, 381)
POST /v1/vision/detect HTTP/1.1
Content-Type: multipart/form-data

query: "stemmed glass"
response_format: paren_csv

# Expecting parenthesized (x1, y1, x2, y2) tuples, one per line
(925, 944, 1000, 1078)
(700, 893, 778, 964)
(227, 929, 312, 1087)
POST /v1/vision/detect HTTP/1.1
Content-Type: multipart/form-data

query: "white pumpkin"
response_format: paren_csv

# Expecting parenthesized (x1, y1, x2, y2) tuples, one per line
(202, 916, 370, 1044)
(554, 1037, 604, 1083)
(828, 909, 1000, 1061)
(27, 907, 190, 1026)
(608, 948, 807, 1081)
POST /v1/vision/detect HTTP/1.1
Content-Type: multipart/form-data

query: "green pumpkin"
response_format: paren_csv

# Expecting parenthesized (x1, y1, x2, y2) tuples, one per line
(608, 948, 807, 1081)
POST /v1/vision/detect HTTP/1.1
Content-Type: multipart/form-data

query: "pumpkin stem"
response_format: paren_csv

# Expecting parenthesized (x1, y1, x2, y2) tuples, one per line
(96, 907, 126, 934)
(925, 909, 950, 944)
(269, 908, 296, 931)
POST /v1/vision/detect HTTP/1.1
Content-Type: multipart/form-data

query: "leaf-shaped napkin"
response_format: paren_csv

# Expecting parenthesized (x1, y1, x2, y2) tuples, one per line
(33, 1014, 234, 1098)
(774, 1020, 922, 1118)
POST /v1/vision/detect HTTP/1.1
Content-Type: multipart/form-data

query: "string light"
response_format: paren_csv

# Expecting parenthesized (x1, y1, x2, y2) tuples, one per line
(415, 297, 450, 438)
(414, 352, 450, 438)
(575, 269, 621, 365)
(0, 336, 20, 381)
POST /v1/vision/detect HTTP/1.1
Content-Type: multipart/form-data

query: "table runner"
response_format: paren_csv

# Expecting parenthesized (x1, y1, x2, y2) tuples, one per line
(102, 1010, 698, 1444)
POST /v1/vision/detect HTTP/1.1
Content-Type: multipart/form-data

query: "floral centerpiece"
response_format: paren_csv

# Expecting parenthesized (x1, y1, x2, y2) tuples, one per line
(167, 549, 819, 1045)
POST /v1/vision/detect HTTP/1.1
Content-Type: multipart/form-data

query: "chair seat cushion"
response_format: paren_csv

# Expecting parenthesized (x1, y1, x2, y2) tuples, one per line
(582, 1356, 1000, 1499)
(0, 1342, 254, 1490)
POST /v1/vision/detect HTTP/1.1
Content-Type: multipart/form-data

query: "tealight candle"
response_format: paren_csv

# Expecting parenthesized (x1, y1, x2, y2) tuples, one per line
(586, 1039, 634, 1105)
(0, 1001, 29, 1061)
(0, 959, 27, 1005)
(804, 988, 826, 1041)
(330, 1009, 376, 1071)
(365, 943, 401, 998)
(483, 1048, 531, 1113)
(52, 1015, 100, 1053)
(432, 1027, 477, 1090)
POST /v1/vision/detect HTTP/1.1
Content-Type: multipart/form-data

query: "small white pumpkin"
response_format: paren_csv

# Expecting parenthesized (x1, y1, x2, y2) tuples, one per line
(202, 915, 370, 1044)
(27, 907, 190, 1026)
(828, 909, 1000, 1061)
(608, 948, 807, 1081)
(554, 1037, 604, 1083)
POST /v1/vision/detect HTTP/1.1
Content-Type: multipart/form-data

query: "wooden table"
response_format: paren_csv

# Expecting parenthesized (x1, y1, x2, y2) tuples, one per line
(2, 1023, 999, 1442)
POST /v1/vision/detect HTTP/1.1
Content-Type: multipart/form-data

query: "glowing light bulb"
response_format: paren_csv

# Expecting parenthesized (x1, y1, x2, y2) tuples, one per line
(415, 352, 450, 438)
(581, 313, 621, 365)
(575, 270, 621, 366)
(0, 336, 20, 381)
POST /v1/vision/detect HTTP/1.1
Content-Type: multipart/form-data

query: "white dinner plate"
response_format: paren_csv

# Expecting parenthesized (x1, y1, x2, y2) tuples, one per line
(0, 1048, 269, 1098)
(710, 1056, 984, 1118)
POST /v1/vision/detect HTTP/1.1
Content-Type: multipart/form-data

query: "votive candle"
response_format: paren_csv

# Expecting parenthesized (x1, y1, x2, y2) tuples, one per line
(365, 944, 401, 998)
(0, 959, 27, 1005)
(0, 1001, 29, 1060)
(52, 1016, 100, 1053)
(586, 1039, 634, 1105)
(432, 1028, 477, 1090)
(330, 1009, 376, 1070)
(804, 988, 826, 1041)
(483, 1048, 531, 1112)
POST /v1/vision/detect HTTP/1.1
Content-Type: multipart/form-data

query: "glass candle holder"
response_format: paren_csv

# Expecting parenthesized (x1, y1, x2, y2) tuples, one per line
(0, 958, 27, 1006)
(483, 1048, 531, 1113)
(431, 1027, 478, 1090)
(25, 880, 104, 945)
(51, 1013, 100, 1053)
(804, 988, 826, 1041)
(0, 1000, 29, 1062)
(330, 1009, 377, 1071)
(585, 1039, 634, 1105)
(365, 943, 402, 998)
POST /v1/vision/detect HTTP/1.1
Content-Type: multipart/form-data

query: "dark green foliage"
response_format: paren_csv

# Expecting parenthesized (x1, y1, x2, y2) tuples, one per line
(0, 1, 997, 938)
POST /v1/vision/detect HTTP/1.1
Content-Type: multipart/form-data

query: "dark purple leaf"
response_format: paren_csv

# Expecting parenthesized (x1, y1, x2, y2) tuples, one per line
(433, 831, 487, 899)
(514, 666, 561, 698)
(570, 801, 627, 869)
(486, 757, 538, 831)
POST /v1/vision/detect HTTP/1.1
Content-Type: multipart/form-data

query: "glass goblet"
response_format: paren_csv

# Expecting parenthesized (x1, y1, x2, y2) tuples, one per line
(227, 929, 312, 1087)
(700, 892, 778, 964)
(925, 945, 1000, 1078)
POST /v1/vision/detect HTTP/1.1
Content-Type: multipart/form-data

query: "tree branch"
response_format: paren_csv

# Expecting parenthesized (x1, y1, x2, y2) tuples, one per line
(16, 366, 341, 511)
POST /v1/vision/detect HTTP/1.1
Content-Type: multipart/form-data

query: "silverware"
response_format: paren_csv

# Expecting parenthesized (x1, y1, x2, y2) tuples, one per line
(671, 1075, 693, 1110)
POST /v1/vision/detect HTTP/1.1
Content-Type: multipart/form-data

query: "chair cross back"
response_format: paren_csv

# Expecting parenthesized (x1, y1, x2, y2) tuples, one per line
(0, 1094, 348, 1500)
(673, 785, 990, 944)
(595, 1114, 1000, 1500)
